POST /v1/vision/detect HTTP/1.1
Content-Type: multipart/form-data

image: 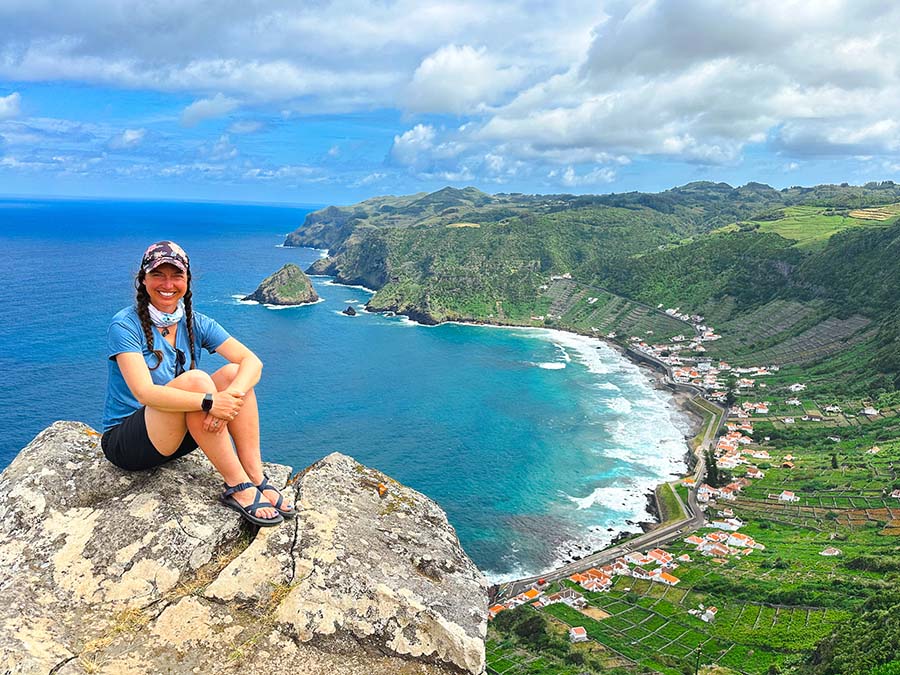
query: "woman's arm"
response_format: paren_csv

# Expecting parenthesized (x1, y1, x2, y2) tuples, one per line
(214, 337, 263, 394)
(117, 351, 208, 412)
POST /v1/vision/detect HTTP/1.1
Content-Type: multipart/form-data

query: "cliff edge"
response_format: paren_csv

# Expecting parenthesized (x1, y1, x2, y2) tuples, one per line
(0, 422, 487, 674)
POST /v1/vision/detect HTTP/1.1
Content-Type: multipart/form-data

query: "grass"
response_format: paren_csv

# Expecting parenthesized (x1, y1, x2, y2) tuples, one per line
(750, 205, 895, 249)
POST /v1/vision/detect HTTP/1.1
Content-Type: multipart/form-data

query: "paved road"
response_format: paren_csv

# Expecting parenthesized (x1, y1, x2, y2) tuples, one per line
(496, 385, 724, 602)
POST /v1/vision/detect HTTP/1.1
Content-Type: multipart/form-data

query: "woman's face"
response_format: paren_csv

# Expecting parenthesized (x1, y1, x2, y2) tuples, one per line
(143, 263, 187, 313)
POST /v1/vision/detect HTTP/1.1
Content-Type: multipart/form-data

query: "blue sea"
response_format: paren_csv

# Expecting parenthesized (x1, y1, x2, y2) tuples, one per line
(0, 197, 690, 581)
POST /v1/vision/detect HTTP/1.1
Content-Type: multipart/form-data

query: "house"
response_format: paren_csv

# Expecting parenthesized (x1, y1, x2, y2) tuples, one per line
(701, 606, 718, 622)
(631, 566, 651, 579)
(868, 446, 881, 455)
(783, 417, 795, 424)
(522, 588, 542, 601)
(648, 548, 674, 564)
(659, 572, 680, 586)
(778, 490, 800, 502)
(543, 589, 587, 609)
(488, 604, 508, 619)
(785, 398, 802, 406)
(890, 489, 900, 499)
(677, 554, 692, 562)
(569, 626, 588, 643)
(862, 407, 879, 416)
(781, 461, 795, 469)
(684, 535, 705, 546)
(746, 467, 765, 479)
(789, 383, 807, 392)
(820, 547, 842, 556)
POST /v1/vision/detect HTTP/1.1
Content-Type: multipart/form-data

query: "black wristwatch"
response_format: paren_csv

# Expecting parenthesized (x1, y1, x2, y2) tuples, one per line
(201, 393, 214, 413)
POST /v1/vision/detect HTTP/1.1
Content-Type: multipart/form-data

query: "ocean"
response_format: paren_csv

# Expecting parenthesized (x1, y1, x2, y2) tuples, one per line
(0, 197, 690, 581)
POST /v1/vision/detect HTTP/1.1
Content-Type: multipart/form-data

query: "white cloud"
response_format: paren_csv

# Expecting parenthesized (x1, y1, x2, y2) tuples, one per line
(108, 128, 145, 149)
(181, 93, 239, 127)
(0, 92, 20, 119)
(206, 134, 238, 161)
(390, 124, 436, 167)
(406, 44, 524, 114)
(549, 165, 616, 187)
(228, 120, 264, 134)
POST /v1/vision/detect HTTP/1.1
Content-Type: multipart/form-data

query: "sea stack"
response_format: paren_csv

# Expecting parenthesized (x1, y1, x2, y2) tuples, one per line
(243, 263, 319, 305)
(343, 305, 357, 316)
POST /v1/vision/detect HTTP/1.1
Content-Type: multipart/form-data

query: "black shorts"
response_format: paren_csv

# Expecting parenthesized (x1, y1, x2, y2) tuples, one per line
(101, 407, 198, 471)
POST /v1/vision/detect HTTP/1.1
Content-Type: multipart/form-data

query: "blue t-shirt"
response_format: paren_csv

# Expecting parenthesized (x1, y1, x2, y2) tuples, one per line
(102, 306, 231, 430)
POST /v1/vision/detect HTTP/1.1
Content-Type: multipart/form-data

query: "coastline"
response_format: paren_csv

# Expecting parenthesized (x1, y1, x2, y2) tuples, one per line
(293, 263, 715, 582)
(349, 304, 709, 579)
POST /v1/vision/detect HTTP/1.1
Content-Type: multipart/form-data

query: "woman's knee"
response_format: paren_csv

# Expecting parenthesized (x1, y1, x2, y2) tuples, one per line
(169, 369, 216, 392)
(212, 363, 240, 388)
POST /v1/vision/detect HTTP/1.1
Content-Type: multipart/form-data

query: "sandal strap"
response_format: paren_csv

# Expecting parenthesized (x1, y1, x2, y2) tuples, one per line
(258, 475, 285, 510)
(222, 481, 255, 498)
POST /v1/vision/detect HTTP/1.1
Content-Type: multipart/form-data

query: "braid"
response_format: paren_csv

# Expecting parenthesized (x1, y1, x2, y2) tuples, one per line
(183, 272, 197, 370)
(135, 271, 163, 370)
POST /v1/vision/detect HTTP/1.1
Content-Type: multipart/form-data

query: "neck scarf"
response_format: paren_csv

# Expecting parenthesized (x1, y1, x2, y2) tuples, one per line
(148, 300, 184, 328)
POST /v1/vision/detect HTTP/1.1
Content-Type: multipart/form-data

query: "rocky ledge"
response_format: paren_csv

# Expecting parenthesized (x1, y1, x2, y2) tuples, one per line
(0, 422, 487, 674)
(243, 263, 319, 305)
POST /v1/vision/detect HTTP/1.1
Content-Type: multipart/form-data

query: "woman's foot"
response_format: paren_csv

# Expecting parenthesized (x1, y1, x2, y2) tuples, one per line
(254, 475, 296, 518)
(220, 482, 282, 526)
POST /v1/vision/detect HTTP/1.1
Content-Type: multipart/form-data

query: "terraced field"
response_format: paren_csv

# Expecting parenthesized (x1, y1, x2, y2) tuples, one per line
(540, 279, 691, 341)
(751, 205, 894, 248)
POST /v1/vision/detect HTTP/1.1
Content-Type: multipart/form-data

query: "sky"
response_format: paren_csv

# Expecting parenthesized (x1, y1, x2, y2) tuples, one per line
(1, 0, 900, 205)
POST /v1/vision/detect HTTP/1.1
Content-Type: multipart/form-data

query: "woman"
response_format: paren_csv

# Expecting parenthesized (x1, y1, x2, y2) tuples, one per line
(101, 241, 294, 527)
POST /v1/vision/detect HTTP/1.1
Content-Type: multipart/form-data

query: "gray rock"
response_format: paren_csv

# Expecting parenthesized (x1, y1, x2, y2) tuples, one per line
(0, 421, 487, 675)
(243, 263, 319, 305)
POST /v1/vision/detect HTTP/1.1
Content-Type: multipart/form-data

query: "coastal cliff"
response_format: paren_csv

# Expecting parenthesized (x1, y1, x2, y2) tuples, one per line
(0, 422, 488, 675)
(243, 263, 319, 305)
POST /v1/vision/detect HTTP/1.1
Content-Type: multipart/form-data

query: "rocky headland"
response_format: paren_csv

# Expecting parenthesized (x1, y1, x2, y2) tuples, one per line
(0, 422, 488, 674)
(243, 263, 319, 305)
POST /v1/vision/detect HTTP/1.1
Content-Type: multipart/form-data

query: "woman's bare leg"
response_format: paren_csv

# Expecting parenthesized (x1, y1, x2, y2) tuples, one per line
(211, 364, 292, 511)
(144, 369, 278, 520)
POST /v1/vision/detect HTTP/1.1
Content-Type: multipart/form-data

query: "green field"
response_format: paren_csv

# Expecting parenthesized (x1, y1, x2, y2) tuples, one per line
(749, 205, 895, 249)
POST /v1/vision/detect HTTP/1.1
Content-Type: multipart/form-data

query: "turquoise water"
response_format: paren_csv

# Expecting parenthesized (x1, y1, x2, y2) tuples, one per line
(0, 198, 690, 580)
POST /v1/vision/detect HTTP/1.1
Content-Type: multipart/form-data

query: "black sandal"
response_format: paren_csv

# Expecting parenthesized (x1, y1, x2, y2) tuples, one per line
(220, 481, 284, 527)
(257, 475, 297, 519)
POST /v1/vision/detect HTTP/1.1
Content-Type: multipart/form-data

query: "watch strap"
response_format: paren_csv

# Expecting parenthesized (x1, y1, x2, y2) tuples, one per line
(201, 392, 214, 413)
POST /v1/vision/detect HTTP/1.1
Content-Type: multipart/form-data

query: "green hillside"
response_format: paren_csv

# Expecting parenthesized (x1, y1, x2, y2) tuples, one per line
(286, 180, 900, 674)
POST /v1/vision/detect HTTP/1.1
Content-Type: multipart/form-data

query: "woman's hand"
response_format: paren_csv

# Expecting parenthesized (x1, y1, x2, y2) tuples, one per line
(203, 390, 244, 433)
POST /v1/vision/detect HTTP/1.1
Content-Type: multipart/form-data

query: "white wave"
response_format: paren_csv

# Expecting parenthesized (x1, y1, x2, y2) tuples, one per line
(534, 362, 566, 370)
(553, 343, 572, 363)
(595, 382, 620, 391)
(343, 299, 359, 303)
(323, 279, 376, 293)
(262, 297, 326, 310)
(606, 397, 633, 414)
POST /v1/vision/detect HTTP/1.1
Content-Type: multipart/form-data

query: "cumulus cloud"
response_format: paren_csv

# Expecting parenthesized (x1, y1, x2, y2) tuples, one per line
(181, 93, 239, 127)
(3, 1, 900, 189)
(0, 92, 20, 119)
(390, 124, 437, 167)
(405, 44, 524, 114)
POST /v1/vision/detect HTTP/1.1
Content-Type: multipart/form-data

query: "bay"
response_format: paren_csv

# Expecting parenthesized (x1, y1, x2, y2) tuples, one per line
(0, 197, 690, 580)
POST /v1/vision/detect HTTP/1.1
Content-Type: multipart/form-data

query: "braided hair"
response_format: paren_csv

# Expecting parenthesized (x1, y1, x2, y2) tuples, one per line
(135, 268, 197, 372)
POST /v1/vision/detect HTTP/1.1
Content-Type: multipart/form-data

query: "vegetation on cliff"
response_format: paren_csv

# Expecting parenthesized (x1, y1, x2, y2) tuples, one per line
(243, 263, 319, 305)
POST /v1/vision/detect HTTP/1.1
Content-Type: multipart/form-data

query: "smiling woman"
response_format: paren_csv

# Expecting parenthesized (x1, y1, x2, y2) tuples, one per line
(100, 240, 297, 527)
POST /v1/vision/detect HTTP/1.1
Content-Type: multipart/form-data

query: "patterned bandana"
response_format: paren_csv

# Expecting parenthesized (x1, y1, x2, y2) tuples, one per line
(148, 299, 184, 328)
